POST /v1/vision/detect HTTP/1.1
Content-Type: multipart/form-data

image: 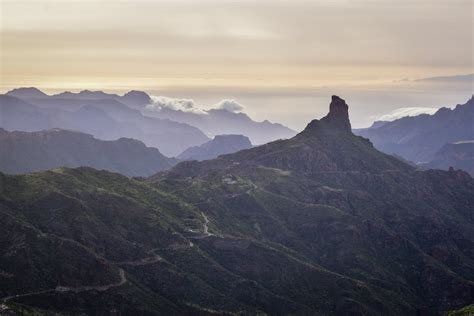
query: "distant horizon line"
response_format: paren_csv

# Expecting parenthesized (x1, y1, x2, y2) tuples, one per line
(1, 72, 472, 96)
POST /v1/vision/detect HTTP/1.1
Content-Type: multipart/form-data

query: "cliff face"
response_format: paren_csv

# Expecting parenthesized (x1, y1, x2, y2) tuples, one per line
(1, 96, 473, 315)
(320, 95, 352, 132)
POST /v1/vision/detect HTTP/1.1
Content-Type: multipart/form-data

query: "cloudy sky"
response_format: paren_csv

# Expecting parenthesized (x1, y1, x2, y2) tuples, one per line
(1, 0, 473, 128)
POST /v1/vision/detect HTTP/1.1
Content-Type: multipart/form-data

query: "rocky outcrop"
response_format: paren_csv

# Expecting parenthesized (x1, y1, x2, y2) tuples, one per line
(321, 95, 351, 132)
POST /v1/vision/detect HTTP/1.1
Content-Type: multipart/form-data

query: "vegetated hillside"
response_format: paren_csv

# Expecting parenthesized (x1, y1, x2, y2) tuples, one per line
(178, 134, 252, 161)
(354, 96, 474, 163)
(0, 128, 177, 177)
(423, 140, 474, 176)
(1, 96, 473, 315)
(0, 94, 209, 156)
(445, 303, 474, 316)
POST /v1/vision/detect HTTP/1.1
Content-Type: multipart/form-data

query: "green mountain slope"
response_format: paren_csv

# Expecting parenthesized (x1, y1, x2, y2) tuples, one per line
(1, 96, 473, 315)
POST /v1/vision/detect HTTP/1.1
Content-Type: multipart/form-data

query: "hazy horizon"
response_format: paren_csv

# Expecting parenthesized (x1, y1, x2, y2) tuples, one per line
(2, 77, 472, 129)
(2, 0, 472, 128)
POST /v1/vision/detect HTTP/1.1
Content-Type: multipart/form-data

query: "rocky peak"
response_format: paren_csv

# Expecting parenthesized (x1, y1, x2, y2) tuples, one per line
(320, 95, 351, 132)
(300, 95, 352, 136)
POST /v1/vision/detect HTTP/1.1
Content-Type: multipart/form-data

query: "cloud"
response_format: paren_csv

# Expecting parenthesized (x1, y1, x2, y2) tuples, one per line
(145, 96, 246, 115)
(376, 107, 438, 121)
(212, 99, 245, 113)
(145, 96, 206, 114)
(415, 73, 474, 83)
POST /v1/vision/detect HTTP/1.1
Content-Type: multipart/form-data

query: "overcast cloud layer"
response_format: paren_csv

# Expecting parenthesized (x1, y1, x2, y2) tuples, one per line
(1, 0, 472, 128)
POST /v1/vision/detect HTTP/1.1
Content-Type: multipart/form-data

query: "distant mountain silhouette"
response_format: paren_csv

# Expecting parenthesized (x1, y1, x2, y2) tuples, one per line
(415, 73, 474, 82)
(52, 90, 118, 100)
(0, 128, 177, 176)
(145, 106, 297, 145)
(121, 90, 153, 108)
(6, 87, 49, 99)
(423, 140, 474, 176)
(5, 87, 296, 150)
(178, 134, 252, 161)
(6, 87, 152, 108)
(0, 95, 209, 156)
(354, 96, 474, 163)
(15, 87, 296, 145)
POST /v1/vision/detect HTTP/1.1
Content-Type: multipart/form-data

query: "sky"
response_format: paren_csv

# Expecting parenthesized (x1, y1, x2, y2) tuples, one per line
(1, 0, 473, 128)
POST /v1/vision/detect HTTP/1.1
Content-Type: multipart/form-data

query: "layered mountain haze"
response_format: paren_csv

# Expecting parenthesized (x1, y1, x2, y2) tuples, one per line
(5, 87, 49, 99)
(423, 141, 474, 176)
(178, 134, 253, 161)
(1, 96, 473, 315)
(355, 96, 474, 163)
(2, 88, 297, 155)
(0, 94, 209, 156)
(143, 97, 297, 144)
(0, 128, 177, 177)
(7, 87, 152, 109)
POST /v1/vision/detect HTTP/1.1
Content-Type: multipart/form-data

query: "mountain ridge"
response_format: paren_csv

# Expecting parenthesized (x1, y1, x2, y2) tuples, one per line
(0, 128, 177, 176)
(6, 87, 152, 108)
(5, 87, 296, 149)
(0, 94, 209, 156)
(354, 96, 474, 163)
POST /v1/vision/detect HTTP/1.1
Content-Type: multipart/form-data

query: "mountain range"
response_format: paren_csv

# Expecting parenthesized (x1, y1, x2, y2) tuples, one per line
(7, 87, 152, 109)
(0, 94, 209, 157)
(423, 141, 474, 176)
(0, 128, 177, 177)
(143, 105, 296, 145)
(1, 96, 473, 315)
(4, 87, 297, 151)
(354, 96, 474, 164)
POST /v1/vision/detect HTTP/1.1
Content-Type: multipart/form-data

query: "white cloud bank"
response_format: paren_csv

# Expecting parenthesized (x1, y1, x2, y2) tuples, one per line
(146, 96, 206, 114)
(212, 99, 244, 113)
(376, 107, 439, 121)
(145, 96, 245, 114)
